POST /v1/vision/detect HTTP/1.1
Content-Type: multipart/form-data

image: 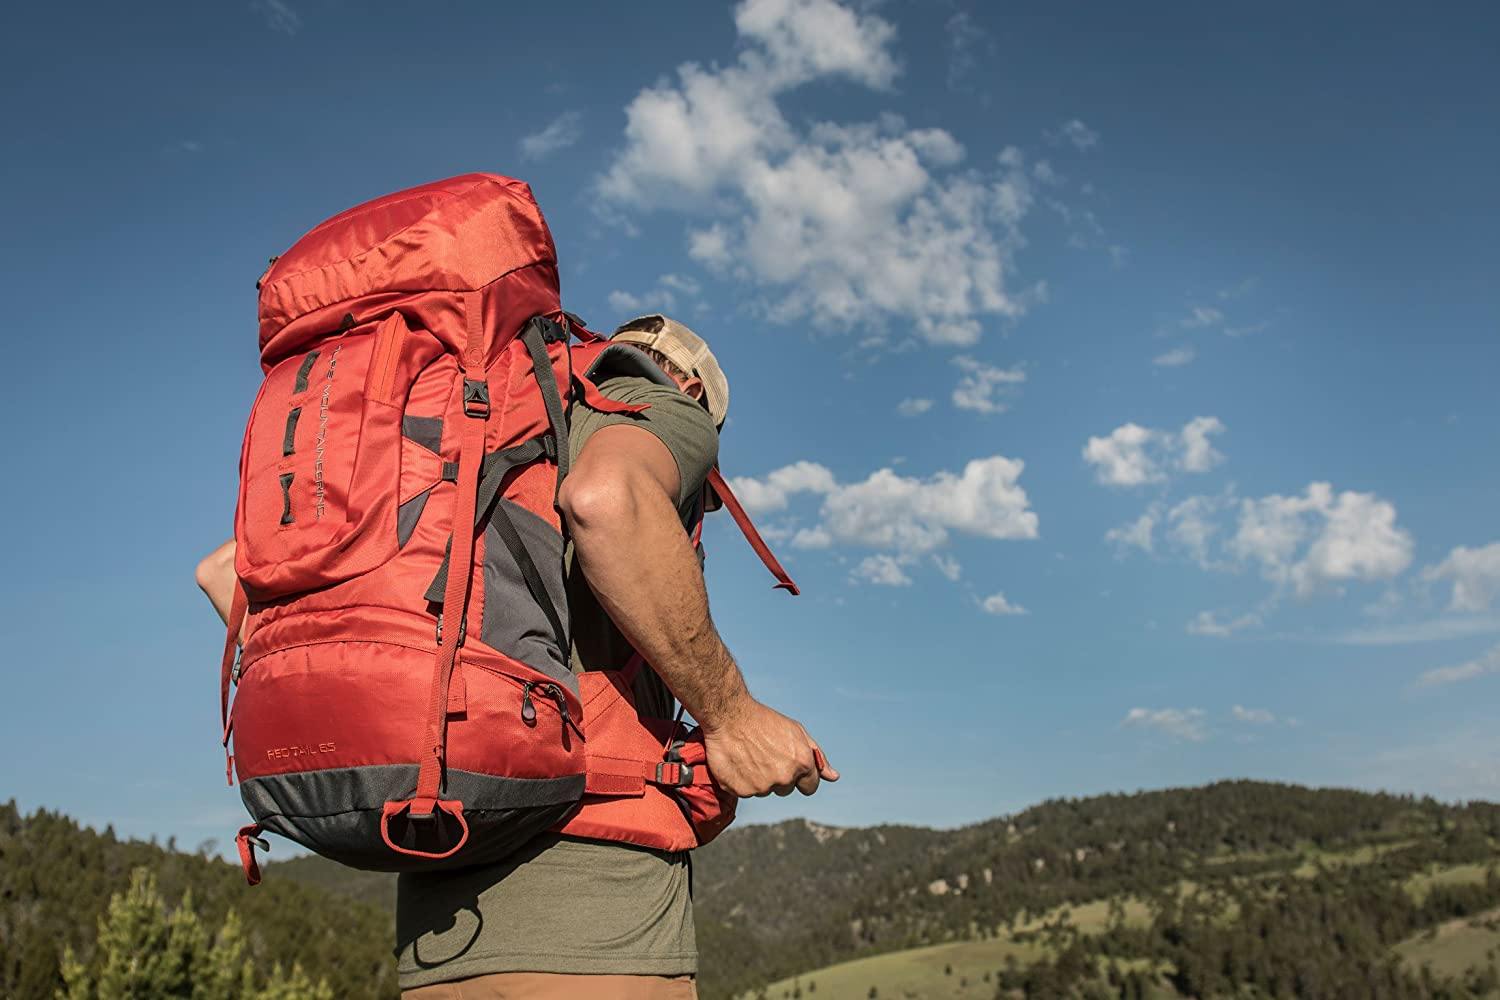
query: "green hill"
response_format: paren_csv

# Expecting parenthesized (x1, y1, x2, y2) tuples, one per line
(5, 782, 1499, 999)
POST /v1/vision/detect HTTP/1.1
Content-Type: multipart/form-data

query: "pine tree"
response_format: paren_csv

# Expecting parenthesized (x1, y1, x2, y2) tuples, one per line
(55, 867, 332, 1000)
(253, 964, 333, 1000)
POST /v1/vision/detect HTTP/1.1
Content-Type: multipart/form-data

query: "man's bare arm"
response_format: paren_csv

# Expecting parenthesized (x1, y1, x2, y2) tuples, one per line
(558, 423, 838, 797)
(196, 539, 237, 625)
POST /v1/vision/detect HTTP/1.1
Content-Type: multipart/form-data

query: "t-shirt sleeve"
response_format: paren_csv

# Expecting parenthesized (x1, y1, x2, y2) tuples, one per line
(571, 377, 719, 507)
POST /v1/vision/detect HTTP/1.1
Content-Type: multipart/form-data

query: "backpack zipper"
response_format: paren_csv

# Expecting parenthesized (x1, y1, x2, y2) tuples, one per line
(370, 316, 405, 404)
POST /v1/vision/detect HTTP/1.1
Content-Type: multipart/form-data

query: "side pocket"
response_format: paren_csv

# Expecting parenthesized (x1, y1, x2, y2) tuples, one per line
(235, 314, 441, 598)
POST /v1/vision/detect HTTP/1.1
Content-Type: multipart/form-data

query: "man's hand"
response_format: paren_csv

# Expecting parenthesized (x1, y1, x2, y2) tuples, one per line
(701, 697, 840, 798)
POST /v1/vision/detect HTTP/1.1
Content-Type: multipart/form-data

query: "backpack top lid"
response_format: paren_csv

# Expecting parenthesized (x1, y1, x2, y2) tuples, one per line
(257, 173, 558, 360)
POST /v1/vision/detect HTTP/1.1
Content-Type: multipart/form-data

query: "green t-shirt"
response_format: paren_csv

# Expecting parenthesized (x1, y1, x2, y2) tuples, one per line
(394, 375, 719, 988)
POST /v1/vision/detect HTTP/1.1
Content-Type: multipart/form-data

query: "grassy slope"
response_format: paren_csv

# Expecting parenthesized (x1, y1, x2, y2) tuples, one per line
(757, 851, 1495, 1000)
(754, 895, 1156, 999)
(1396, 907, 1500, 982)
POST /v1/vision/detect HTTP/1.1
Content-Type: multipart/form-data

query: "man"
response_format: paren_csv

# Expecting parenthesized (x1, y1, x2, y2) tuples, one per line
(198, 314, 837, 999)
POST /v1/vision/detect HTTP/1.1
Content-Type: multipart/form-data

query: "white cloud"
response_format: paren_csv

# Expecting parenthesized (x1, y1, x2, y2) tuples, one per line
(1166, 494, 1230, 568)
(1417, 643, 1500, 687)
(520, 111, 583, 160)
(932, 554, 962, 581)
(599, 0, 1039, 347)
(1083, 417, 1225, 487)
(1186, 610, 1261, 637)
(1231, 705, 1277, 725)
(1106, 511, 1157, 554)
(253, 0, 300, 35)
(1424, 542, 1500, 612)
(1181, 306, 1223, 329)
(1048, 119, 1099, 151)
(606, 272, 702, 317)
(1333, 616, 1500, 646)
(1083, 423, 1160, 487)
(729, 460, 837, 514)
(1178, 416, 1226, 473)
(951, 356, 1025, 414)
(1155, 482, 1413, 599)
(687, 224, 733, 268)
(1232, 483, 1413, 595)
(980, 592, 1028, 616)
(1153, 346, 1195, 367)
(658, 273, 701, 296)
(607, 290, 654, 313)
(1218, 278, 1258, 300)
(944, 10, 991, 93)
(735, 0, 898, 88)
(1122, 707, 1206, 742)
(896, 397, 933, 417)
(853, 554, 913, 586)
(821, 457, 1038, 554)
(791, 526, 832, 549)
(734, 455, 1039, 573)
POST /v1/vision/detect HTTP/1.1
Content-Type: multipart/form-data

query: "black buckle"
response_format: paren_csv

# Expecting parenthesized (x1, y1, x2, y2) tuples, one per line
(463, 379, 490, 418)
(655, 761, 694, 787)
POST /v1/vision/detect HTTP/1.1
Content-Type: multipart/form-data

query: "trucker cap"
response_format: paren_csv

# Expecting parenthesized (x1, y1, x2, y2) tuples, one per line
(611, 314, 730, 428)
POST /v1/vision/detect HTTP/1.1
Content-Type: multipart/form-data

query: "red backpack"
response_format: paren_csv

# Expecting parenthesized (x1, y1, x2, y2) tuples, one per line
(218, 174, 797, 883)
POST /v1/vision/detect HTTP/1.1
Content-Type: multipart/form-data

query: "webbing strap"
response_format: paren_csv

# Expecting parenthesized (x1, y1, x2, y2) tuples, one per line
(423, 436, 555, 602)
(413, 292, 487, 811)
(706, 468, 800, 595)
(583, 755, 714, 796)
(219, 582, 247, 785)
(519, 318, 570, 487)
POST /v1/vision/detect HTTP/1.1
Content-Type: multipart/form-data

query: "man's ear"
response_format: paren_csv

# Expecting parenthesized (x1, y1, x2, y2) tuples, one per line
(682, 376, 706, 403)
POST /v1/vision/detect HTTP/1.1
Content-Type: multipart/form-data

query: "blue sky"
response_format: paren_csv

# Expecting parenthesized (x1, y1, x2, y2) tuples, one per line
(2, 0, 1497, 851)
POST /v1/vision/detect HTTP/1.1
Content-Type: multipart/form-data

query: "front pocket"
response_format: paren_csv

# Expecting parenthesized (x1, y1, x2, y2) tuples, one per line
(232, 636, 586, 871)
(234, 313, 441, 598)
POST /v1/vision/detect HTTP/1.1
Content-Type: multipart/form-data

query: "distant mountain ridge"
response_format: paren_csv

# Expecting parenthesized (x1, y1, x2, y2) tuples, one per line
(5, 781, 1497, 999)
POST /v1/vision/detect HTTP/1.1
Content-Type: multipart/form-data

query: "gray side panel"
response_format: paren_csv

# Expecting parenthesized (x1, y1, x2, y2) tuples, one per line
(481, 499, 574, 692)
(402, 415, 444, 453)
(240, 765, 584, 873)
(397, 490, 430, 548)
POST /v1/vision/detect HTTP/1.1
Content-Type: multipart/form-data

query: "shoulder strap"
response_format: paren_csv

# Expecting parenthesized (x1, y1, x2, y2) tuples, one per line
(219, 582, 248, 785)
(705, 468, 799, 596)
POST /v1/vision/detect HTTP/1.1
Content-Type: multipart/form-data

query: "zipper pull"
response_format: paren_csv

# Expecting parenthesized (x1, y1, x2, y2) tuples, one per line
(545, 684, 581, 738)
(520, 682, 537, 725)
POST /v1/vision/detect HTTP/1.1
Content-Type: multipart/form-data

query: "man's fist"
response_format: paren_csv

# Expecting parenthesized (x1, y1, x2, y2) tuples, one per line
(701, 697, 839, 798)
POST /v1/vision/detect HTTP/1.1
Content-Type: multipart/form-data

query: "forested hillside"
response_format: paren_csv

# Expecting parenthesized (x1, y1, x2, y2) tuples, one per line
(0, 803, 395, 998)
(4, 782, 1497, 999)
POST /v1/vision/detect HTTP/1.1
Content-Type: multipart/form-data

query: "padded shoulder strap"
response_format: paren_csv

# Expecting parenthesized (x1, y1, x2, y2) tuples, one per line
(584, 343, 678, 388)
